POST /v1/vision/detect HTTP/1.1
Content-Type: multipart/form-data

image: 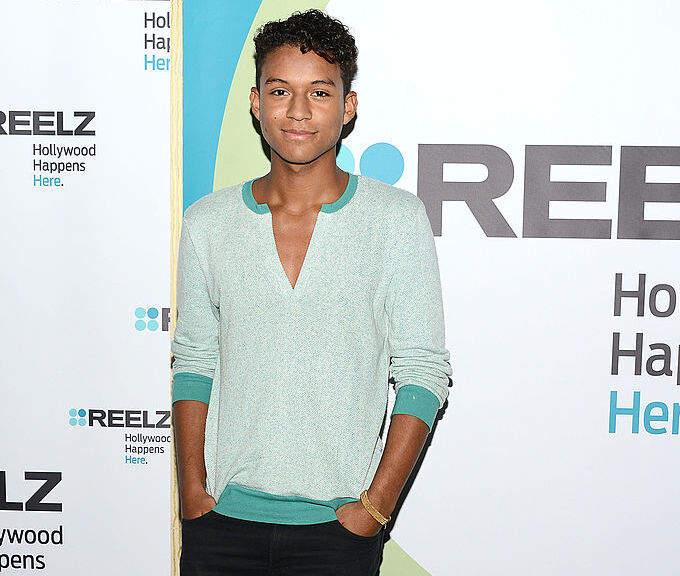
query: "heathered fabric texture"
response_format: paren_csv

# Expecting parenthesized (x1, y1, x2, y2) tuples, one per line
(171, 173, 452, 516)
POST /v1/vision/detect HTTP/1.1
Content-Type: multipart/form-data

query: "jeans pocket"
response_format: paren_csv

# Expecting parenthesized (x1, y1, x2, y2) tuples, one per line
(332, 518, 383, 541)
(181, 510, 215, 524)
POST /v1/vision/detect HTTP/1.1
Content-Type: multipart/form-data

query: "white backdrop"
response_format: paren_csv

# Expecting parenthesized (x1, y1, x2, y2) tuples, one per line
(0, 0, 171, 574)
(326, 1, 680, 574)
(1, 1, 678, 575)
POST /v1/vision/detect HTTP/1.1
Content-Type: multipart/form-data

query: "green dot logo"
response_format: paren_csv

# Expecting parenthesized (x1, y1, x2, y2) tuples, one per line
(68, 408, 87, 427)
(134, 306, 160, 331)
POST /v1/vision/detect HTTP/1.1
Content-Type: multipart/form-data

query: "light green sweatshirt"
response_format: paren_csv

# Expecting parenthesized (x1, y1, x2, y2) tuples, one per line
(171, 173, 452, 524)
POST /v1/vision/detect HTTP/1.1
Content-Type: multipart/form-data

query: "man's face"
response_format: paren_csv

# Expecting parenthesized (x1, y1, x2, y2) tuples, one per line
(250, 45, 357, 166)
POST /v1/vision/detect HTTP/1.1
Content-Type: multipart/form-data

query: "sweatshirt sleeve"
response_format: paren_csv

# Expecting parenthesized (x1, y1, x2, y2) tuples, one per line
(171, 219, 219, 405)
(386, 200, 453, 432)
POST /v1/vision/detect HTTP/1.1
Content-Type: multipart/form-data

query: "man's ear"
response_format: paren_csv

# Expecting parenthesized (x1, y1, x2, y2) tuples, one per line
(343, 91, 358, 125)
(250, 87, 260, 121)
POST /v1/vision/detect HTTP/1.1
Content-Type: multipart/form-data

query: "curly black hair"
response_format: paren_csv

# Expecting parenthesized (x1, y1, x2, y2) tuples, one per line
(253, 9, 358, 97)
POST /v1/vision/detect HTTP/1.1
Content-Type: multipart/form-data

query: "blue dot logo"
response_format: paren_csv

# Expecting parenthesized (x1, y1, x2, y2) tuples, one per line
(336, 144, 355, 173)
(336, 142, 404, 185)
(68, 408, 87, 427)
(135, 307, 163, 331)
(359, 143, 404, 185)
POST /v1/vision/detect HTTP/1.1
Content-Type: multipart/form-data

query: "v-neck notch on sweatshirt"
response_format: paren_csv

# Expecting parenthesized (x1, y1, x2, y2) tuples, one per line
(241, 173, 359, 293)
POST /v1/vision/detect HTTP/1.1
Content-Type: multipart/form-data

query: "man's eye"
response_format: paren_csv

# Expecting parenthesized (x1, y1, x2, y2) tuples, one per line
(312, 90, 329, 97)
(271, 89, 287, 96)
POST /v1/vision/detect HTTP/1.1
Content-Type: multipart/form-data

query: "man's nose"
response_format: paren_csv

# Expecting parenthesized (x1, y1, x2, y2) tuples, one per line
(286, 94, 312, 120)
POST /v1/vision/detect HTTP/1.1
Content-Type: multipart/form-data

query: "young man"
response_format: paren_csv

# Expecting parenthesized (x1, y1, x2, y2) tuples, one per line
(172, 9, 452, 576)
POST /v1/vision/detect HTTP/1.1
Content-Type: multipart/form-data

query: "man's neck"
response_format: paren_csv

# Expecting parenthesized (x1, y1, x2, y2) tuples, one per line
(254, 151, 349, 215)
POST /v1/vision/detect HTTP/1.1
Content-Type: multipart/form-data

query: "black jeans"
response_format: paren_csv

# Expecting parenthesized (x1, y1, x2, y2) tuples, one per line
(180, 510, 385, 575)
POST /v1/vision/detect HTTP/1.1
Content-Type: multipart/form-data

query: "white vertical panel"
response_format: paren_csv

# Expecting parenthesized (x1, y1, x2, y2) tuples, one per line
(0, 1, 171, 574)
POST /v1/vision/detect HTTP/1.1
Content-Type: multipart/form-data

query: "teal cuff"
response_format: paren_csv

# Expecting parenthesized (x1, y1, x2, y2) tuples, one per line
(391, 385, 440, 431)
(172, 372, 213, 405)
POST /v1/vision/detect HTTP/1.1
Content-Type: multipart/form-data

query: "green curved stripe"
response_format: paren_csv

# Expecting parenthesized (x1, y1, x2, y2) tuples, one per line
(214, 0, 329, 190)
(383, 539, 431, 575)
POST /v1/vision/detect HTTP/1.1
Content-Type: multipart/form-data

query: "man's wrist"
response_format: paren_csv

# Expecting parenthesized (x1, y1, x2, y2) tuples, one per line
(179, 479, 209, 500)
(365, 486, 395, 519)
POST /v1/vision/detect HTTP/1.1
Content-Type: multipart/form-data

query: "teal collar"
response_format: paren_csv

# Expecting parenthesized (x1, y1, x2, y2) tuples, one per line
(242, 173, 358, 215)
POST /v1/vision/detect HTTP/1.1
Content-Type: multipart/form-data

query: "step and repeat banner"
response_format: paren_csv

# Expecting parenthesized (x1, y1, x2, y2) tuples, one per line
(1, 0, 678, 575)
(183, 1, 679, 575)
(0, 0, 172, 574)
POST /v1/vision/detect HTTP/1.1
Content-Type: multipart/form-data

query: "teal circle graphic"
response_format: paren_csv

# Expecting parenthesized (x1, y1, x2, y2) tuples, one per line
(78, 409, 86, 417)
(135, 320, 146, 331)
(78, 418, 86, 426)
(336, 144, 355, 173)
(69, 408, 77, 417)
(147, 320, 159, 331)
(134, 307, 146, 319)
(147, 307, 159, 319)
(359, 142, 404, 185)
(69, 418, 77, 426)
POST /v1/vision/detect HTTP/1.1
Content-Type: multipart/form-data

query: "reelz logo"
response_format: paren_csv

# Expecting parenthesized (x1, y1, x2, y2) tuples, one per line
(418, 144, 680, 239)
(0, 472, 63, 572)
(0, 111, 95, 136)
(135, 306, 170, 331)
(68, 408, 170, 429)
(0, 472, 61, 513)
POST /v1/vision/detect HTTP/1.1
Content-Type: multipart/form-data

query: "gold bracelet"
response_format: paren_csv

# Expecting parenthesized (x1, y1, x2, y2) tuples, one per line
(360, 490, 391, 525)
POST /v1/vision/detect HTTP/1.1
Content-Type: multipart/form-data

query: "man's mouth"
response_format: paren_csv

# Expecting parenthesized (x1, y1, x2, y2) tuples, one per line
(282, 129, 317, 140)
